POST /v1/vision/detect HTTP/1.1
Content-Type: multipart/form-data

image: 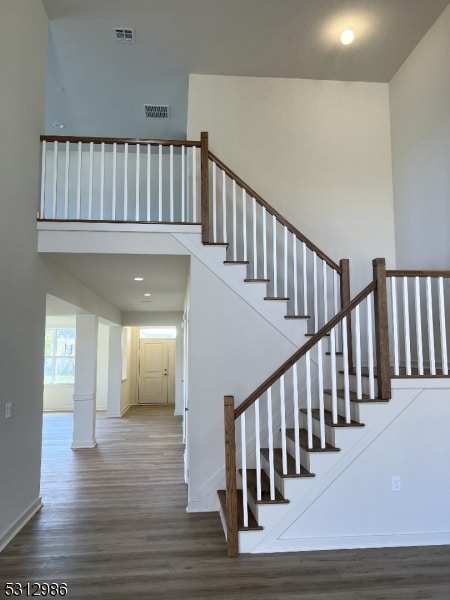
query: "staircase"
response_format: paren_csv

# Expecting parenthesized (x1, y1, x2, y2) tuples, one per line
(38, 132, 450, 556)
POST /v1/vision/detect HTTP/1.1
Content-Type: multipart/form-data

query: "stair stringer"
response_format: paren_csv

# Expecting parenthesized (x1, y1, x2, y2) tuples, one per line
(173, 231, 308, 346)
(238, 385, 437, 554)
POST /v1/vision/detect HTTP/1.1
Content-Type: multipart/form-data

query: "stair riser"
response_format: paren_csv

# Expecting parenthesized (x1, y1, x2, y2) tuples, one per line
(324, 395, 361, 422)
(299, 412, 336, 446)
(259, 452, 312, 498)
(337, 372, 378, 397)
(285, 437, 311, 471)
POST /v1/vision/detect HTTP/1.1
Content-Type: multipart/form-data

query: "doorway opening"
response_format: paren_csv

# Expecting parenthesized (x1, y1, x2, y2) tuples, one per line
(138, 327, 177, 405)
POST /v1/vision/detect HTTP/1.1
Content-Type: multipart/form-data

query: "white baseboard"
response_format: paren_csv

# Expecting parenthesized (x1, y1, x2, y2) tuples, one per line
(252, 532, 450, 554)
(0, 498, 43, 552)
(71, 439, 97, 449)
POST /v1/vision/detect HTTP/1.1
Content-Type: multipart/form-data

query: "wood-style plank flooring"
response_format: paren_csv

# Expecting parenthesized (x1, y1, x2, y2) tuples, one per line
(1, 406, 449, 599)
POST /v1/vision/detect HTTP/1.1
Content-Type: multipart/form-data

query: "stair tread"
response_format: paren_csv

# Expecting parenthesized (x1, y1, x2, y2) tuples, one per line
(300, 408, 364, 427)
(240, 469, 289, 504)
(285, 315, 311, 320)
(260, 448, 315, 478)
(324, 388, 388, 403)
(203, 242, 229, 247)
(244, 278, 270, 283)
(264, 296, 289, 301)
(286, 428, 340, 452)
(217, 489, 263, 531)
(223, 260, 250, 265)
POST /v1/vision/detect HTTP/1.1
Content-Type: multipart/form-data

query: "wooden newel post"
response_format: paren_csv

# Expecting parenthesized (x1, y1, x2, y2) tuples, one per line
(340, 259, 353, 372)
(224, 395, 238, 557)
(200, 131, 210, 244)
(372, 258, 391, 400)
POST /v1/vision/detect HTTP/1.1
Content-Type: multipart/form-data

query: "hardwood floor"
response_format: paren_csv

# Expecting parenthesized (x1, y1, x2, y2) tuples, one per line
(1, 406, 449, 599)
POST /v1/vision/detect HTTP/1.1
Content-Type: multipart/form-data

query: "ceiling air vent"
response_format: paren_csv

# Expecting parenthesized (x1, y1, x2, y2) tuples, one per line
(144, 104, 170, 119)
(114, 27, 135, 43)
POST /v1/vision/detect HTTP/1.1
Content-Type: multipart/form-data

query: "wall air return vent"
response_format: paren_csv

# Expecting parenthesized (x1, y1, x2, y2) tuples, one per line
(144, 104, 170, 119)
(114, 27, 135, 43)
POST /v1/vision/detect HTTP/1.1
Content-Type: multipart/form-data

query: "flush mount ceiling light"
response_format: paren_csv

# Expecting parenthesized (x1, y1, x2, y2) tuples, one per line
(52, 122, 65, 129)
(144, 293, 151, 297)
(134, 277, 144, 281)
(340, 28, 355, 45)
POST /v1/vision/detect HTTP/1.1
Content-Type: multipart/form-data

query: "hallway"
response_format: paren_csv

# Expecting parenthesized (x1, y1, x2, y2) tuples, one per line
(0, 407, 449, 599)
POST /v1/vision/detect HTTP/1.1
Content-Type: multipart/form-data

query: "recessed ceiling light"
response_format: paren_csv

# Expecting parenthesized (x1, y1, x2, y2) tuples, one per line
(134, 277, 144, 281)
(340, 29, 355, 45)
(144, 293, 151, 297)
(52, 122, 65, 129)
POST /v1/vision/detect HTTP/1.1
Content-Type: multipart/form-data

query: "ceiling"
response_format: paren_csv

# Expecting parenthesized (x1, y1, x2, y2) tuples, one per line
(40, 0, 449, 318)
(44, 254, 190, 315)
(43, 0, 449, 139)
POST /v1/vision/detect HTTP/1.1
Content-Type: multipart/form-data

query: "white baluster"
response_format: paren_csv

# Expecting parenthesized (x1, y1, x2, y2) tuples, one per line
(135, 144, 140, 221)
(262, 207, 268, 280)
(342, 315, 351, 423)
(330, 325, 338, 424)
(222, 170, 226, 243)
(255, 399, 262, 501)
(169, 145, 174, 222)
(267, 388, 275, 501)
(438, 277, 448, 375)
(293, 235, 299, 315)
(180, 146, 185, 223)
(64, 141, 70, 219)
(391, 277, 400, 376)
(252, 198, 258, 279)
(280, 375, 287, 475)
(355, 305, 362, 399)
(52, 141, 58, 219)
(426, 277, 436, 375)
(317, 340, 326, 449)
(76, 141, 82, 219)
(123, 143, 128, 220)
(158, 144, 163, 222)
(292, 363, 301, 474)
(192, 147, 197, 222)
(232, 180, 237, 260)
(333, 270, 340, 352)
(313, 252, 318, 332)
(415, 277, 424, 375)
(367, 293, 375, 399)
(306, 351, 313, 449)
(88, 141, 94, 220)
(240, 413, 248, 528)
(99, 142, 105, 220)
(40, 140, 46, 218)
(303, 243, 308, 317)
(283, 227, 288, 299)
(272, 216, 278, 296)
(212, 161, 217, 242)
(322, 261, 328, 325)
(242, 189, 248, 262)
(402, 277, 412, 375)
(147, 144, 151, 221)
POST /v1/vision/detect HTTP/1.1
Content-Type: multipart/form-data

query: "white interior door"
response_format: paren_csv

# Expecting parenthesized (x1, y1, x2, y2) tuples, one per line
(138, 339, 175, 404)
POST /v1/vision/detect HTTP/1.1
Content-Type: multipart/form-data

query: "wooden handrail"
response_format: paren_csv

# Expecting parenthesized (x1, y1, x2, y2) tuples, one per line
(386, 270, 450, 278)
(208, 150, 341, 273)
(40, 135, 200, 147)
(234, 279, 376, 420)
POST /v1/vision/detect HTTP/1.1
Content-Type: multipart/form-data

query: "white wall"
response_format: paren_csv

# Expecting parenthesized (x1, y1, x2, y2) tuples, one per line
(390, 6, 450, 270)
(276, 385, 450, 551)
(186, 256, 299, 511)
(0, 0, 49, 550)
(188, 74, 396, 292)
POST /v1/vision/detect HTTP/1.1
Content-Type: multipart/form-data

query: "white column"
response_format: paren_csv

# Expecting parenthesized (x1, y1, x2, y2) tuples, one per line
(106, 326, 123, 418)
(72, 314, 98, 449)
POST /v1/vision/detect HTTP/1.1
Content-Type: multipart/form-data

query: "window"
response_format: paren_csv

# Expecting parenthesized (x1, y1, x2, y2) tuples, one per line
(44, 328, 76, 384)
(139, 327, 177, 339)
